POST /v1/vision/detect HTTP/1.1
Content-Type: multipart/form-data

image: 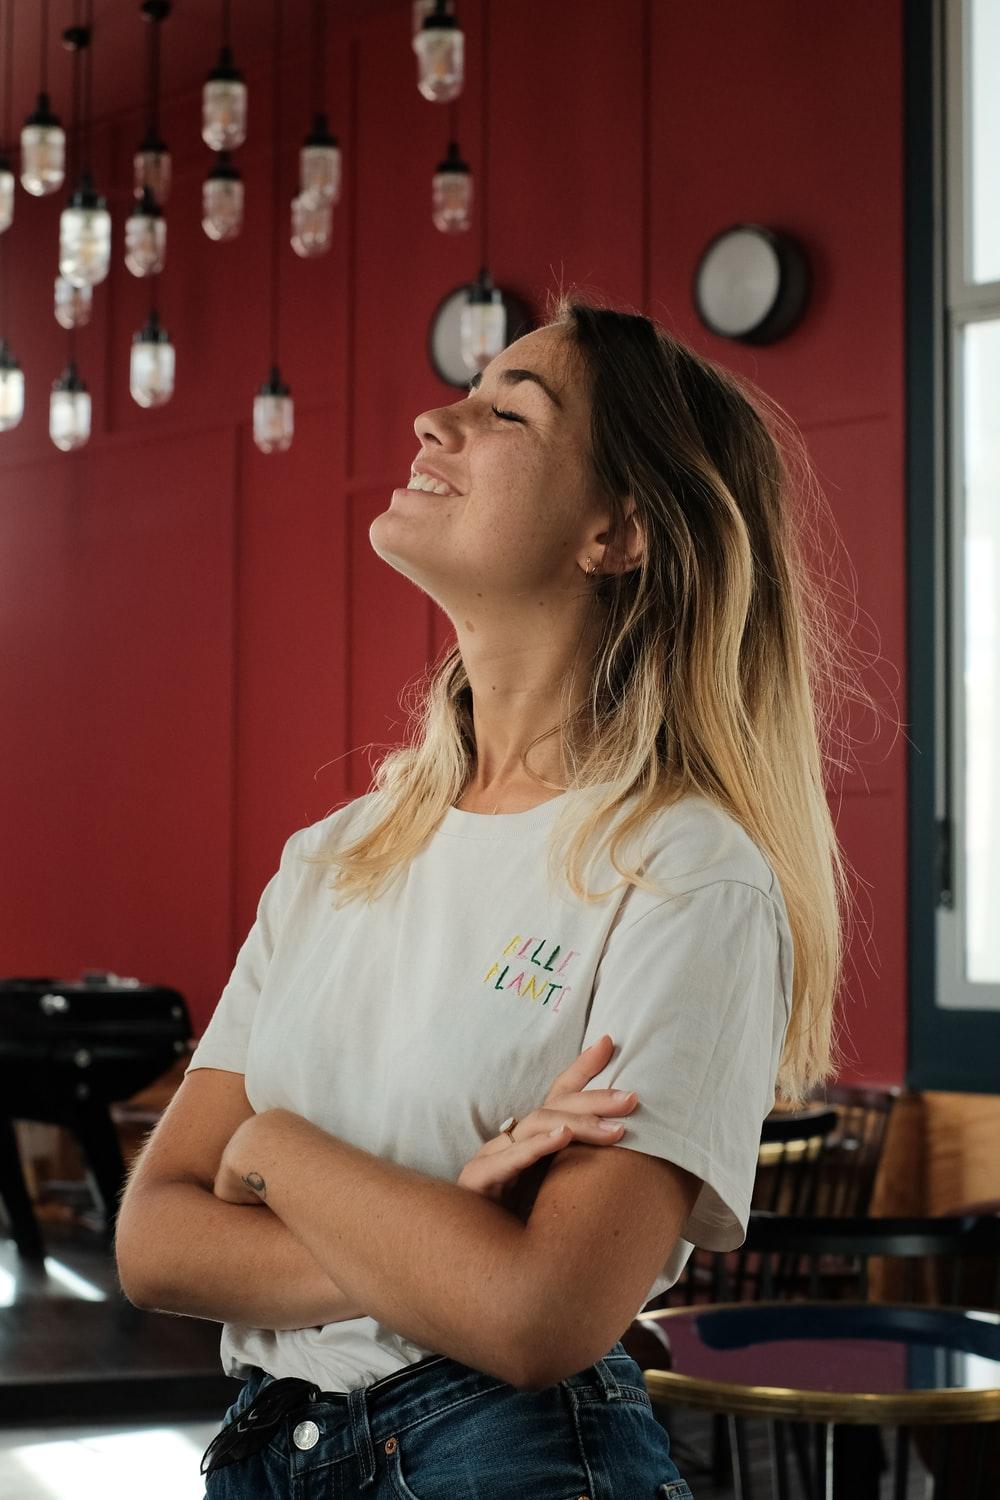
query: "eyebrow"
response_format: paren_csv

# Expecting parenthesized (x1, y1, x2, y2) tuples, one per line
(467, 367, 564, 411)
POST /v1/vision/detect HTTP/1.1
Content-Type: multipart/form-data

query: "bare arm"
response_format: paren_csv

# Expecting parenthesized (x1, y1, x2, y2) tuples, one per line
(114, 1068, 365, 1330)
(116, 1180, 368, 1330)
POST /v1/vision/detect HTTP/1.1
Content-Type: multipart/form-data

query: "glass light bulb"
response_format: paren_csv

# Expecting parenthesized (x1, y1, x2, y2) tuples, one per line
(414, 13, 464, 103)
(21, 94, 65, 196)
(124, 201, 166, 277)
(59, 198, 112, 288)
(0, 162, 14, 232)
(202, 159, 244, 240)
(130, 321, 175, 408)
(432, 143, 472, 234)
(202, 48, 248, 151)
(50, 369, 91, 451)
(54, 274, 93, 329)
(134, 145, 171, 204)
(254, 369, 294, 453)
(299, 143, 341, 208)
(460, 285, 506, 372)
(291, 192, 332, 257)
(0, 342, 24, 431)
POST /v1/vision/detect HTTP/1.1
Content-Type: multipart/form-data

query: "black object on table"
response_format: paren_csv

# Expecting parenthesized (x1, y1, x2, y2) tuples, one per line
(639, 1298, 1000, 1500)
(0, 971, 191, 1258)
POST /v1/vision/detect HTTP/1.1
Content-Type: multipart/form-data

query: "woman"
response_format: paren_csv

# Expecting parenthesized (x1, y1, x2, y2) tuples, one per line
(117, 294, 862, 1498)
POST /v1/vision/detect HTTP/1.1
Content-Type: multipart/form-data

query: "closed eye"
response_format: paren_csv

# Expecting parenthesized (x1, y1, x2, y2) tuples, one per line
(491, 404, 523, 423)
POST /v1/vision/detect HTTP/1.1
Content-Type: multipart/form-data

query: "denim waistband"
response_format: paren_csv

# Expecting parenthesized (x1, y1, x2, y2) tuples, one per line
(200, 1339, 633, 1479)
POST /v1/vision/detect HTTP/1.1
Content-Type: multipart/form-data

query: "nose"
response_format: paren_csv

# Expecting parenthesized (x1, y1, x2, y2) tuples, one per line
(413, 402, 464, 451)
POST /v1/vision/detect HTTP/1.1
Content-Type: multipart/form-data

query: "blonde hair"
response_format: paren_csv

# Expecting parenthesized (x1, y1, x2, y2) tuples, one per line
(303, 291, 890, 1109)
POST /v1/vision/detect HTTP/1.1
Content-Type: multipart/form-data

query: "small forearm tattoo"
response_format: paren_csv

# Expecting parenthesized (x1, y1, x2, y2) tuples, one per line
(242, 1171, 267, 1201)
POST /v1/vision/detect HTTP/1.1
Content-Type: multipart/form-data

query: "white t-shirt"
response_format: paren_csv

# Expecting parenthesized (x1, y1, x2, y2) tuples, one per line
(186, 786, 793, 1393)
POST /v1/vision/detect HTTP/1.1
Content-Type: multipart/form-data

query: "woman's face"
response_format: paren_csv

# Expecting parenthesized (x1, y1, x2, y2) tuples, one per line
(369, 324, 608, 614)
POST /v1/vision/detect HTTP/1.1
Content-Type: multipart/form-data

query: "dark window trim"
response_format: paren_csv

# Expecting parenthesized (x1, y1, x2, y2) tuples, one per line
(906, 0, 1000, 1092)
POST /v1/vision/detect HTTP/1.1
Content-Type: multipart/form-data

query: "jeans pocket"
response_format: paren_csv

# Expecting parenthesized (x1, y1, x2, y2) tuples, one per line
(658, 1482, 695, 1499)
(384, 1382, 590, 1500)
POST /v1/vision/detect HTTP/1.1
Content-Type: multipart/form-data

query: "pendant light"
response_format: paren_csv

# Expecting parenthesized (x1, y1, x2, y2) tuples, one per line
(124, 183, 165, 275)
(414, 0, 463, 104)
(202, 0, 247, 152)
(461, 265, 505, 371)
(130, 306, 174, 407)
(432, 137, 471, 233)
(254, 0, 292, 453)
(135, 1, 171, 204)
(202, 149, 243, 239)
(298, 0, 340, 211)
(53, 8, 91, 328)
(290, 190, 331, 258)
(59, 6, 111, 289)
(0, 0, 15, 236)
(50, 356, 90, 450)
(54, 275, 91, 328)
(21, 0, 65, 196)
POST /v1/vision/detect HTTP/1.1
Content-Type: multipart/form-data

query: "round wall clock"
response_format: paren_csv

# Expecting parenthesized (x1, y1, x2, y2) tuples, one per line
(692, 223, 811, 345)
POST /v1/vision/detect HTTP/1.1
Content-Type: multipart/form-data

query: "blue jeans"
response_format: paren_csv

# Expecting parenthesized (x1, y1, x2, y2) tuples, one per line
(200, 1340, 695, 1499)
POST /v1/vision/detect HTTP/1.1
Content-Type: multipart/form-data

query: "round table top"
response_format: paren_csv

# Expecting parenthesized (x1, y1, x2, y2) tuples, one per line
(637, 1300, 1000, 1424)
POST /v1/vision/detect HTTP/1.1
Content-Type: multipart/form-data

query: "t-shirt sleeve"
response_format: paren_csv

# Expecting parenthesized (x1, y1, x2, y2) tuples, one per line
(185, 825, 312, 1077)
(582, 878, 792, 1253)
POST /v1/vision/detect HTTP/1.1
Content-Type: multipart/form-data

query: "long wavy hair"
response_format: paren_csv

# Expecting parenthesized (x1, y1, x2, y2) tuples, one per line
(303, 290, 888, 1108)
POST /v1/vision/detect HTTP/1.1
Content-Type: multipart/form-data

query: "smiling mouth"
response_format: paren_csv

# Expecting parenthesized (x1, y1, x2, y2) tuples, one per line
(402, 474, 462, 497)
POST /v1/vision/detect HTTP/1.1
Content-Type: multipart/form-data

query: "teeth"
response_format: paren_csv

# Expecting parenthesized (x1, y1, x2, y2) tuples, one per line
(406, 472, 456, 495)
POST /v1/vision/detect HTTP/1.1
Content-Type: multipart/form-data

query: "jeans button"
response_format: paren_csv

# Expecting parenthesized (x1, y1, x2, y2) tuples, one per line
(292, 1419, 320, 1450)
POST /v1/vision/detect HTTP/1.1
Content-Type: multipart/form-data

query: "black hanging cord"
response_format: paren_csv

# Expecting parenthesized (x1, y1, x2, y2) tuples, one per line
(81, 0, 93, 181)
(480, 0, 489, 263)
(310, 0, 326, 118)
(0, 0, 10, 340)
(221, 0, 231, 49)
(148, 7, 161, 137)
(39, 0, 50, 95)
(70, 0, 83, 182)
(269, 0, 282, 368)
(3, 0, 12, 152)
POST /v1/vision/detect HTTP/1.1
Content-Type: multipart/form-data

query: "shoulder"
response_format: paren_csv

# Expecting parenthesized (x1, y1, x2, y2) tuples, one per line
(280, 792, 380, 867)
(635, 792, 777, 900)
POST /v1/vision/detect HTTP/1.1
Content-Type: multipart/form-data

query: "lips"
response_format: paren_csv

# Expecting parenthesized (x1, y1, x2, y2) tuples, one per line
(411, 460, 461, 494)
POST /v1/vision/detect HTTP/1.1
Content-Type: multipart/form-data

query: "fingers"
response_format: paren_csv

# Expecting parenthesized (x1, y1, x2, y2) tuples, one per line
(543, 1033, 615, 1104)
(479, 1097, 637, 1156)
(459, 1117, 623, 1201)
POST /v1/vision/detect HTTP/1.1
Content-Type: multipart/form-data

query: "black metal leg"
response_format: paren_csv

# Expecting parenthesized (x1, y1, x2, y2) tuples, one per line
(729, 1413, 755, 1500)
(0, 1114, 46, 1259)
(892, 1425, 910, 1500)
(768, 1418, 792, 1500)
(71, 1102, 126, 1233)
(790, 1420, 817, 1500)
(967, 1422, 989, 1500)
(932, 1422, 952, 1498)
(711, 1410, 730, 1485)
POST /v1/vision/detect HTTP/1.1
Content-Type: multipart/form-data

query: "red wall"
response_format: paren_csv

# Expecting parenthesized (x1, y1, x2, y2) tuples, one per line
(0, 0, 906, 1087)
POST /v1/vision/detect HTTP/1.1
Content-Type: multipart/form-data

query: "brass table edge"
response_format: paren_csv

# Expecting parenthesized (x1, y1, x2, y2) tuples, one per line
(643, 1370, 1000, 1426)
(638, 1300, 1000, 1425)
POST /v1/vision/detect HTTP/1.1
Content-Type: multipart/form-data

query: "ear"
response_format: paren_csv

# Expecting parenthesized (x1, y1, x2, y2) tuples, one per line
(604, 506, 644, 575)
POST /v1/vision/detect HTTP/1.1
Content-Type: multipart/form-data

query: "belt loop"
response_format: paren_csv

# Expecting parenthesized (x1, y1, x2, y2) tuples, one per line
(592, 1353, 623, 1400)
(347, 1384, 377, 1488)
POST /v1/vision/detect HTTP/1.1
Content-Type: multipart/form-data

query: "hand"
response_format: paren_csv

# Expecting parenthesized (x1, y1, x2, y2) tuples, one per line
(212, 1113, 270, 1207)
(456, 1034, 637, 1215)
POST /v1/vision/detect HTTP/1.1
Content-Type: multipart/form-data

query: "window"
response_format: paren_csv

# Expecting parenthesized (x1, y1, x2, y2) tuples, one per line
(937, 0, 1000, 1009)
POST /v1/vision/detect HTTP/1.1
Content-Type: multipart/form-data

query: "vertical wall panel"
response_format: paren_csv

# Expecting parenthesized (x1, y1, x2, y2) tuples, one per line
(0, 430, 235, 1023)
